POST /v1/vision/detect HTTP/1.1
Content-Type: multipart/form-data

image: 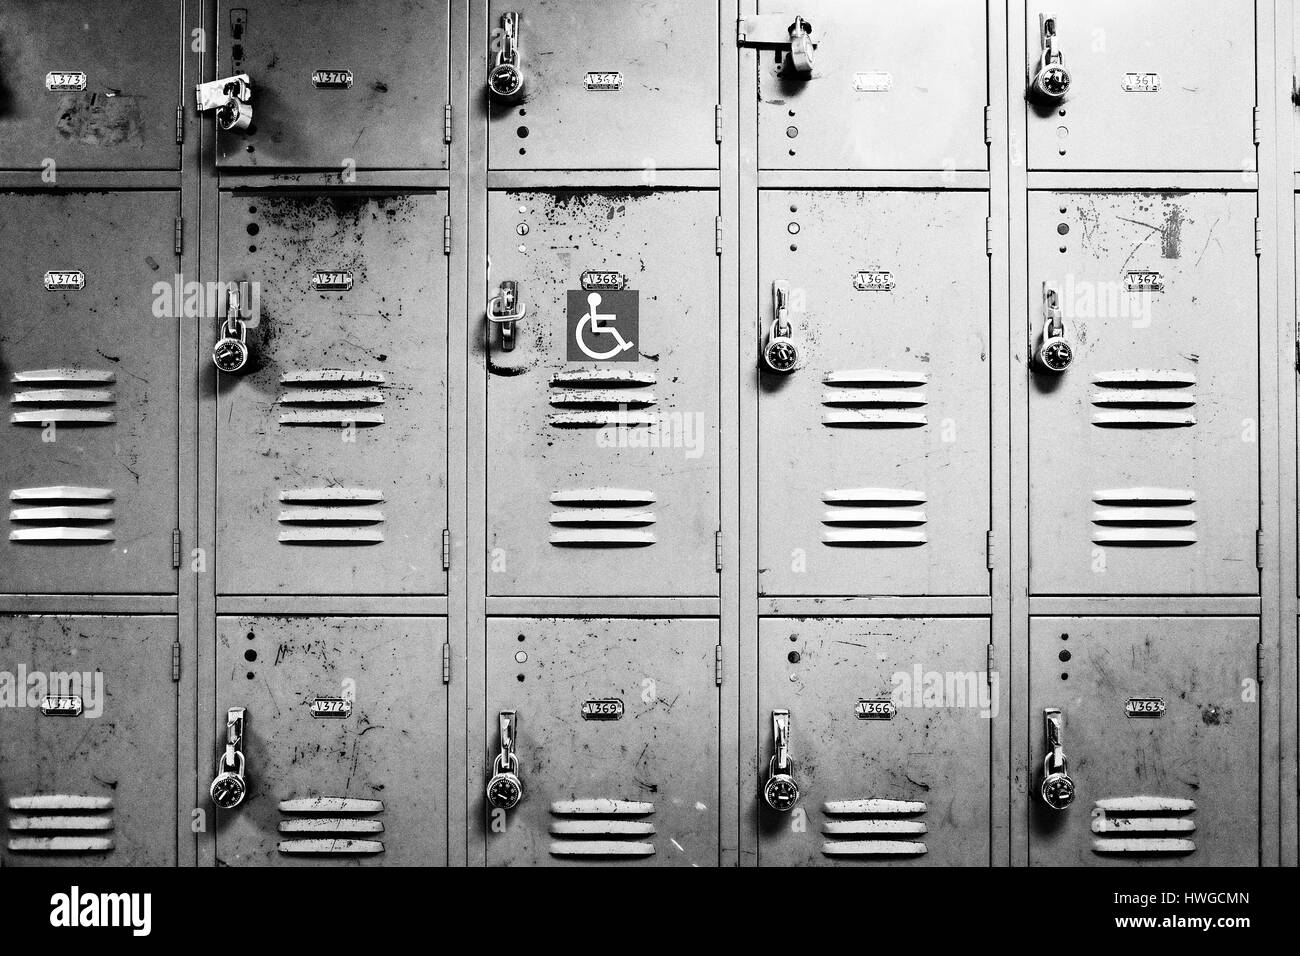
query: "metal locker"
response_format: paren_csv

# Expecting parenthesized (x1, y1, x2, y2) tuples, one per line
(483, 618, 719, 866)
(485, 1, 719, 170)
(1028, 617, 1259, 866)
(756, 618, 991, 866)
(758, 190, 990, 596)
(0, 2, 182, 171)
(750, 1, 988, 171)
(215, 192, 448, 596)
(0, 192, 179, 594)
(1024, 2, 1255, 172)
(209, 616, 447, 866)
(485, 190, 719, 597)
(1028, 191, 1258, 596)
(0, 615, 177, 867)
(209, 1, 449, 170)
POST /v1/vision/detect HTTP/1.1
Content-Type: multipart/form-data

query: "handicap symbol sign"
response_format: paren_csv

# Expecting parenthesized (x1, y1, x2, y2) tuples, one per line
(566, 289, 639, 362)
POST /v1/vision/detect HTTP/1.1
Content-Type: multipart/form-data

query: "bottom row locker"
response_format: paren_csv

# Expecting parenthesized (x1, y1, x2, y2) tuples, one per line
(208, 616, 448, 866)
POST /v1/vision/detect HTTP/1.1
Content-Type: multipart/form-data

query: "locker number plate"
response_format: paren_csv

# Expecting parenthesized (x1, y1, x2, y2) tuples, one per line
(1125, 697, 1166, 718)
(1121, 73, 1161, 93)
(581, 698, 625, 720)
(855, 698, 897, 720)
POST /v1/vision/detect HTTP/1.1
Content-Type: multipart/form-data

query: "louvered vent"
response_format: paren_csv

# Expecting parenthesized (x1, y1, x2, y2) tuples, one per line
(10, 369, 115, 426)
(7, 795, 114, 854)
(821, 370, 927, 428)
(9, 486, 114, 543)
(821, 488, 926, 546)
(550, 488, 656, 547)
(1091, 487, 1196, 546)
(277, 797, 385, 855)
(549, 799, 655, 859)
(548, 369, 656, 428)
(278, 488, 385, 544)
(278, 369, 386, 427)
(1090, 370, 1195, 428)
(1091, 796, 1196, 856)
(821, 799, 927, 858)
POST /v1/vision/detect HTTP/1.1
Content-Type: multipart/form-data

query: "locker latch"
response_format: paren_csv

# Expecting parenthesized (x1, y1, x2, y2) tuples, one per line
(195, 74, 254, 131)
(763, 709, 801, 811)
(1038, 707, 1076, 810)
(1033, 283, 1072, 373)
(486, 710, 524, 810)
(1031, 14, 1070, 102)
(737, 14, 817, 79)
(488, 280, 526, 352)
(213, 285, 252, 373)
(488, 12, 525, 101)
(209, 706, 249, 809)
(762, 280, 800, 373)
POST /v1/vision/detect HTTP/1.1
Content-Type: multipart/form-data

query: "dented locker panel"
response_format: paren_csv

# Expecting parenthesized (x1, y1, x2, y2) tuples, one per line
(0, 192, 179, 594)
(1024, 1, 1255, 171)
(0, 2, 181, 170)
(1028, 617, 1259, 866)
(211, 616, 447, 866)
(486, 190, 719, 597)
(758, 191, 990, 596)
(756, 1, 988, 171)
(0, 615, 177, 866)
(486, 0, 719, 170)
(756, 618, 991, 866)
(484, 618, 719, 866)
(1028, 192, 1258, 595)
(215, 192, 448, 596)
(215, 1, 449, 169)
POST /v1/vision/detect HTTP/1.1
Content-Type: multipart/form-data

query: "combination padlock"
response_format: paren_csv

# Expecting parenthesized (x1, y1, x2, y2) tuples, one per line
(195, 74, 254, 131)
(1031, 14, 1070, 101)
(786, 17, 815, 77)
(762, 710, 801, 812)
(1039, 708, 1076, 810)
(486, 710, 523, 810)
(213, 318, 249, 373)
(210, 707, 248, 809)
(488, 12, 525, 100)
(762, 280, 800, 373)
(1034, 285, 1072, 373)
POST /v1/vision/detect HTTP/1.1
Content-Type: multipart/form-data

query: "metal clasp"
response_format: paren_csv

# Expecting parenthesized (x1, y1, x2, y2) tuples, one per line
(210, 706, 248, 809)
(763, 709, 801, 811)
(486, 710, 523, 810)
(488, 280, 526, 352)
(1034, 283, 1072, 373)
(1032, 14, 1070, 101)
(762, 280, 800, 373)
(1039, 707, 1076, 810)
(489, 12, 525, 100)
(196, 74, 254, 131)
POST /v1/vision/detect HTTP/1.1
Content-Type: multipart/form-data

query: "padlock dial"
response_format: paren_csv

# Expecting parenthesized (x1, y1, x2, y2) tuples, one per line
(488, 64, 524, 100)
(1040, 772, 1075, 810)
(210, 772, 247, 809)
(486, 773, 522, 810)
(763, 775, 800, 812)
(213, 338, 249, 373)
(1037, 339, 1072, 372)
(764, 339, 799, 373)
(1035, 65, 1070, 100)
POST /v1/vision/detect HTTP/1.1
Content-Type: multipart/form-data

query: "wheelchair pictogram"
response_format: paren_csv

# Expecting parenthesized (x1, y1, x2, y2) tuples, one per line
(566, 289, 639, 362)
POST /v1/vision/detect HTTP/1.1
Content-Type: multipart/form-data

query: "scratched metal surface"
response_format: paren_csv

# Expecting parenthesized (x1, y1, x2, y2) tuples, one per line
(0, 615, 177, 867)
(1028, 617, 1259, 866)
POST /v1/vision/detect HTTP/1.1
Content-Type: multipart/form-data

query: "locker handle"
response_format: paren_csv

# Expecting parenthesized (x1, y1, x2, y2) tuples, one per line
(486, 710, 524, 810)
(1031, 14, 1070, 102)
(488, 12, 525, 100)
(1039, 707, 1076, 810)
(737, 14, 817, 79)
(763, 709, 801, 811)
(213, 285, 252, 373)
(1033, 283, 1072, 373)
(195, 74, 254, 131)
(762, 280, 800, 373)
(209, 706, 249, 809)
(488, 281, 526, 352)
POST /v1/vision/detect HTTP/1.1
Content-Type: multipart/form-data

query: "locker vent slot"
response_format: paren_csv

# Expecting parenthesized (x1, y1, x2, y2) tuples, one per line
(548, 369, 658, 428)
(820, 799, 927, 857)
(9, 486, 115, 543)
(550, 488, 657, 547)
(278, 369, 386, 427)
(821, 488, 927, 547)
(277, 797, 385, 855)
(277, 488, 385, 544)
(1091, 796, 1196, 856)
(1091, 488, 1196, 546)
(6, 794, 114, 854)
(821, 370, 928, 428)
(548, 799, 656, 858)
(1090, 369, 1196, 428)
(10, 368, 116, 426)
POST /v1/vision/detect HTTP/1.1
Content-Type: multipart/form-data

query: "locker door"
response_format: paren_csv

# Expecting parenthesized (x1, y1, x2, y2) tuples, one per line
(758, 190, 991, 596)
(210, 616, 447, 866)
(1028, 617, 1259, 866)
(1028, 192, 1258, 595)
(754, 0, 988, 171)
(485, 0, 719, 170)
(0, 1, 181, 170)
(0, 615, 177, 866)
(215, 192, 448, 596)
(756, 618, 991, 866)
(1024, 1, 1255, 172)
(485, 190, 719, 598)
(0, 192, 179, 594)
(483, 618, 719, 866)
(213, 0, 449, 170)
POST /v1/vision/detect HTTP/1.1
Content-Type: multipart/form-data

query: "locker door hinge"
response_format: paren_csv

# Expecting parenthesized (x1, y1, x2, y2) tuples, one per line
(441, 643, 451, 684)
(715, 216, 723, 255)
(171, 642, 181, 682)
(173, 217, 184, 255)
(171, 528, 182, 568)
(985, 217, 993, 256)
(985, 531, 994, 570)
(1255, 217, 1262, 256)
(443, 215, 452, 255)
(715, 644, 723, 686)
(1253, 106, 1261, 145)
(175, 105, 185, 144)
(441, 528, 451, 570)
(443, 104, 453, 144)
(986, 644, 995, 682)
(1256, 643, 1264, 682)
(715, 529, 723, 571)
(1256, 529, 1264, 569)
(984, 105, 992, 144)
(715, 104, 723, 144)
